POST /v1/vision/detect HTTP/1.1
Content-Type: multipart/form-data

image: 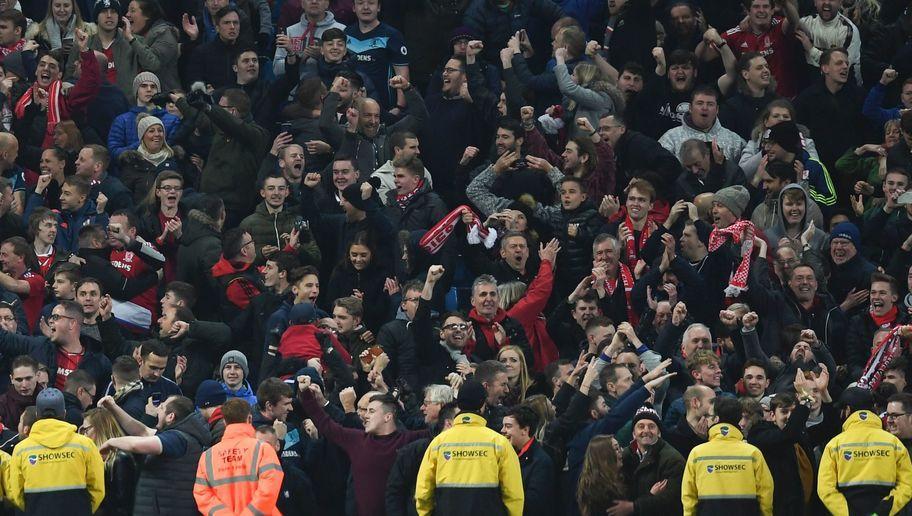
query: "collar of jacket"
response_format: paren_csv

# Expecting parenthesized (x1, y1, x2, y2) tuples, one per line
(453, 412, 487, 427)
(222, 422, 256, 439)
(708, 422, 744, 441)
(841, 410, 882, 432)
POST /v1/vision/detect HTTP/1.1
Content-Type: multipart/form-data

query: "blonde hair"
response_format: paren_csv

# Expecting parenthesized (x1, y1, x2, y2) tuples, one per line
(567, 63, 610, 113)
(82, 407, 125, 469)
(497, 281, 527, 310)
(497, 345, 531, 403)
(523, 394, 555, 442)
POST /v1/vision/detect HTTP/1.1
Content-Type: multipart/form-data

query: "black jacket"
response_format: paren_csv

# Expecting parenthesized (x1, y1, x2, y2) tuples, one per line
(518, 439, 556, 516)
(674, 159, 747, 202)
(385, 436, 431, 516)
(96, 451, 138, 516)
(719, 91, 779, 141)
(326, 260, 394, 333)
(613, 129, 682, 195)
(186, 36, 244, 90)
(176, 209, 222, 321)
(664, 416, 705, 459)
(846, 309, 911, 380)
(0, 332, 111, 400)
(795, 79, 866, 168)
(621, 438, 685, 515)
(377, 316, 419, 390)
(746, 404, 813, 516)
(411, 298, 460, 389)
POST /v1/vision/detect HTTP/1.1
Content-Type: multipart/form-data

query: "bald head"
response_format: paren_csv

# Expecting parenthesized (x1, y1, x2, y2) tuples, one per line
(0, 133, 18, 167)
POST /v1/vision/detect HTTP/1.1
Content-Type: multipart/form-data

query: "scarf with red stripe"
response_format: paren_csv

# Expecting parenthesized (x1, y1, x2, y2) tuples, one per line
(604, 263, 638, 326)
(0, 39, 24, 59)
(396, 178, 424, 210)
(858, 325, 906, 390)
(419, 205, 489, 255)
(15, 82, 63, 148)
(708, 219, 754, 297)
(623, 214, 651, 268)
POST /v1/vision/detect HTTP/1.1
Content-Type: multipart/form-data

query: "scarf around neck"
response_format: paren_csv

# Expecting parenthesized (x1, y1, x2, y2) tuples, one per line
(396, 178, 424, 209)
(137, 141, 174, 166)
(45, 15, 77, 50)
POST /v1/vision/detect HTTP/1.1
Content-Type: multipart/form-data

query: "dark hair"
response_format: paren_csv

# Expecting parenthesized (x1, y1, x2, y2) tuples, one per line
(76, 276, 105, 296)
(222, 398, 252, 424)
(496, 117, 524, 139)
(569, 136, 598, 176)
(268, 251, 300, 275)
(667, 49, 697, 69)
(713, 397, 742, 426)
(220, 88, 251, 117)
(63, 175, 91, 197)
(110, 209, 139, 230)
(544, 359, 572, 382)
(770, 392, 797, 412)
(132, 0, 165, 27)
(887, 392, 912, 414)
(11, 355, 38, 373)
(321, 27, 346, 43)
(389, 131, 417, 155)
(222, 227, 249, 260)
(765, 161, 797, 182)
(214, 6, 240, 23)
(506, 405, 540, 434)
(368, 393, 399, 416)
(396, 156, 425, 177)
(43, 146, 68, 163)
(257, 377, 293, 408)
(197, 194, 226, 222)
(164, 281, 197, 308)
(20, 406, 37, 430)
(234, 47, 259, 64)
(871, 272, 899, 296)
(742, 358, 769, 377)
(171, 305, 195, 324)
(620, 61, 645, 78)
(84, 144, 111, 170)
(335, 70, 364, 91)
(333, 296, 364, 318)
(691, 84, 720, 103)
(64, 370, 95, 395)
(0, 9, 26, 35)
(475, 360, 508, 385)
(1, 237, 38, 272)
(295, 76, 327, 111)
(139, 340, 169, 359)
(164, 396, 195, 422)
(112, 355, 140, 383)
(289, 265, 320, 285)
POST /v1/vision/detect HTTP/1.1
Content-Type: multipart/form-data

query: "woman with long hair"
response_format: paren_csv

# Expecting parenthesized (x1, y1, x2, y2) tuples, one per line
(738, 98, 819, 181)
(26, 0, 95, 52)
(325, 232, 394, 332)
(80, 407, 138, 516)
(136, 171, 185, 282)
(555, 54, 623, 133)
(497, 345, 532, 404)
(124, 0, 181, 91)
(577, 435, 627, 516)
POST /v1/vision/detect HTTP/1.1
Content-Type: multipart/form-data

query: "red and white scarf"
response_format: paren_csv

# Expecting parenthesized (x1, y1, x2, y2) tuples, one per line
(15, 82, 64, 148)
(858, 326, 906, 390)
(419, 205, 490, 255)
(709, 219, 754, 297)
(604, 263, 638, 326)
(623, 214, 651, 268)
(0, 39, 24, 59)
(395, 179, 424, 210)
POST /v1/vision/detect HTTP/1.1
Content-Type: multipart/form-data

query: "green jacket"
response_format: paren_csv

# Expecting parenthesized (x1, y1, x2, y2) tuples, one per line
(239, 201, 320, 265)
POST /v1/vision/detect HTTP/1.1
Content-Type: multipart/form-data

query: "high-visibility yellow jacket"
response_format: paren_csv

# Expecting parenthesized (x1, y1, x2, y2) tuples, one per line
(415, 412, 524, 516)
(818, 410, 912, 516)
(7, 418, 105, 516)
(681, 422, 773, 516)
(193, 423, 284, 516)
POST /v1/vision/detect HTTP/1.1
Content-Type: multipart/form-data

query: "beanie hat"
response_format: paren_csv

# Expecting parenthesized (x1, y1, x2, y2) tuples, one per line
(294, 366, 325, 391)
(133, 71, 161, 100)
(93, 0, 122, 23)
(136, 113, 164, 141)
(289, 302, 318, 325)
(36, 388, 66, 419)
(195, 380, 228, 408)
(712, 185, 750, 219)
(632, 404, 662, 430)
(456, 380, 487, 413)
(220, 350, 249, 378)
(830, 221, 860, 249)
(449, 26, 478, 45)
(341, 177, 382, 212)
(763, 121, 802, 155)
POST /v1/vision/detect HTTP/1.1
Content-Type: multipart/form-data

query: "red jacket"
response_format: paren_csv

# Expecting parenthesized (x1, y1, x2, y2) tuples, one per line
(278, 324, 353, 365)
(211, 256, 261, 310)
(506, 259, 559, 373)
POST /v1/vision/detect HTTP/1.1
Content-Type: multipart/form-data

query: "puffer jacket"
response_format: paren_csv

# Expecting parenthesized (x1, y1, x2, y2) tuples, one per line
(107, 106, 181, 160)
(176, 209, 222, 320)
(8, 418, 105, 516)
(818, 410, 912, 516)
(533, 199, 604, 292)
(23, 193, 108, 255)
(239, 202, 320, 264)
(118, 151, 186, 205)
(621, 438, 685, 515)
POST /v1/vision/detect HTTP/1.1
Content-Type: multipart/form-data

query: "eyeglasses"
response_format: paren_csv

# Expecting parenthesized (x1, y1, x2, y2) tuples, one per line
(403, 297, 421, 303)
(157, 185, 181, 192)
(48, 314, 75, 322)
(442, 67, 463, 74)
(77, 425, 92, 434)
(886, 412, 909, 419)
(443, 323, 468, 331)
(242, 240, 255, 248)
(0, 315, 14, 323)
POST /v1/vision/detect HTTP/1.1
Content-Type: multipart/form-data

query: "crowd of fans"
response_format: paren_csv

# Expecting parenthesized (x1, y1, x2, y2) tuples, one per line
(3, 0, 912, 514)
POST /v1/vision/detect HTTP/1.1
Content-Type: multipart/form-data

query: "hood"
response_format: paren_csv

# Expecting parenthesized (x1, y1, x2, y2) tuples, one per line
(707, 422, 744, 442)
(841, 410, 883, 432)
(302, 11, 340, 27)
(165, 411, 213, 447)
(224, 379, 255, 396)
(182, 209, 221, 245)
(29, 418, 79, 449)
(774, 183, 811, 231)
(211, 256, 252, 279)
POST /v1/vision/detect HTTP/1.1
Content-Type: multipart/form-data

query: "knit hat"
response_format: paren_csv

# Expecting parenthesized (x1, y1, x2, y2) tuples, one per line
(763, 121, 802, 156)
(830, 221, 860, 249)
(289, 302, 318, 325)
(93, 0, 122, 23)
(340, 177, 382, 212)
(133, 71, 161, 100)
(195, 380, 228, 409)
(136, 113, 164, 141)
(456, 380, 487, 413)
(36, 388, 66, 419)
(220, 350, 249, 378)
(712, 185, 750, 218)
(449, 26, 477, 45)
(632, 404, 662, 429)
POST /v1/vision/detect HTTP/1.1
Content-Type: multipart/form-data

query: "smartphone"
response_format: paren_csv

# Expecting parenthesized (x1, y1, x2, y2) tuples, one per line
(360, 345, 383, 366)
(294, 219, 309, 231)
(151, 392, 163, 406)
(279, 122, 293, 134)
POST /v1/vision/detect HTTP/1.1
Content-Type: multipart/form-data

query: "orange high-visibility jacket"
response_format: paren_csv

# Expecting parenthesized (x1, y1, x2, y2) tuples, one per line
(193, 423, 284, 516)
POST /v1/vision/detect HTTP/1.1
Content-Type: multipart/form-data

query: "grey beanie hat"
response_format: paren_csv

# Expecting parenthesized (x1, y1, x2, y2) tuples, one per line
(220, 350, 249, 378)
(712, 185, 750, 219)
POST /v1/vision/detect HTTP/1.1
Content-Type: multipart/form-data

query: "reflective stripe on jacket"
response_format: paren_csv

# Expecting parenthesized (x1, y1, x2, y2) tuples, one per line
(681, 423, 773, 516)
(193, 423, 284, 516)
(817, 410, 912, 516)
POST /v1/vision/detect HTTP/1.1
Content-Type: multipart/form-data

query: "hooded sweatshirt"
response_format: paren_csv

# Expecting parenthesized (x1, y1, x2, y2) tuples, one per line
(658, 115, 746, 163)
(760, 183, 827, 251)
(273, 11, 345, 78)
